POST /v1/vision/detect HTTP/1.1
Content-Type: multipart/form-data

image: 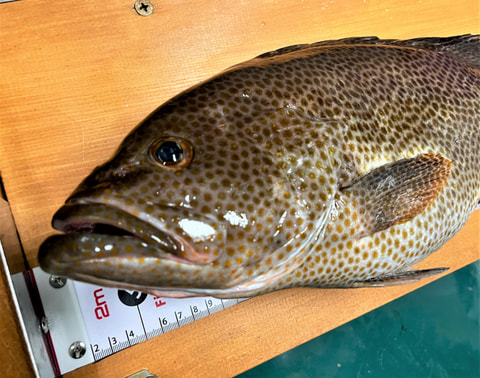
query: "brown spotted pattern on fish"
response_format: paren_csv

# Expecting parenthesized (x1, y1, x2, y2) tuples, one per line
(39, 36, 480, 298)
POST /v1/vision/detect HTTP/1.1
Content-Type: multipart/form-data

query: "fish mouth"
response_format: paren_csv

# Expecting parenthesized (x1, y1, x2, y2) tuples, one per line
(38, 201, 222, 277)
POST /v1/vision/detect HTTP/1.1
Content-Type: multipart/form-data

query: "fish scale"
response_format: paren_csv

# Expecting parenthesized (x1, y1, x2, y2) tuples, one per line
(39, 35, 480, 298)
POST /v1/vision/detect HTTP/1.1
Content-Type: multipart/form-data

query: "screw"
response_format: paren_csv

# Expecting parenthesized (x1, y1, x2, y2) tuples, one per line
(49, 275, 67, 289)
(40, 317, 49, 334)
(69, 341, 87, 359)
(134, 0, 154, 16)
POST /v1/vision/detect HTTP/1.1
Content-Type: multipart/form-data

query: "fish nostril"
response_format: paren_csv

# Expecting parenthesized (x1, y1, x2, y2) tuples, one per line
(113, 167, 130, 178)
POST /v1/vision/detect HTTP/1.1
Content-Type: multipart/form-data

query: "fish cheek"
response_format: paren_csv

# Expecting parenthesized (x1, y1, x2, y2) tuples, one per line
(222, 113, 347, 281)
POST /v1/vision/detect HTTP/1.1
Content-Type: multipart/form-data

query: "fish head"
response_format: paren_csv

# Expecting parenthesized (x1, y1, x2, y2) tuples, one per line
(39, 86, 341, 297)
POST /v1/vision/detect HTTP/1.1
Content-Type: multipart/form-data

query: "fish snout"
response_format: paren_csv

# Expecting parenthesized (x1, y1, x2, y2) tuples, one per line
(67, 159, 151, 202)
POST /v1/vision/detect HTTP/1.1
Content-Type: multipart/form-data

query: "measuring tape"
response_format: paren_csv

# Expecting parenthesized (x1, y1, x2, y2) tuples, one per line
(74, 277, 245, 362)
(2, 243, 246, 377)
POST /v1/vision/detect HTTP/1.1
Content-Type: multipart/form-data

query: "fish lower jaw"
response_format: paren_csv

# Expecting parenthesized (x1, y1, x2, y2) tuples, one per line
(63, 271, 200, 298)
(67, 271, 250, 299)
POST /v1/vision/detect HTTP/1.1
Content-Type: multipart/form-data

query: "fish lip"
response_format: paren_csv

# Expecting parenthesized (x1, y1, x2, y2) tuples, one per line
(50, 200, 200, 264)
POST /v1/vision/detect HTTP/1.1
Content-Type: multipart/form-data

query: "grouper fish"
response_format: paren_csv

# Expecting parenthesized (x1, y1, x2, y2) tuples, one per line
(39, 35, 480, 298)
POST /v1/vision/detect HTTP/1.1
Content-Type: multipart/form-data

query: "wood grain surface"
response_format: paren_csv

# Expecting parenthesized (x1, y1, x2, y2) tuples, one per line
(1, 0, 478, 376)
(0, 200, 32, 377)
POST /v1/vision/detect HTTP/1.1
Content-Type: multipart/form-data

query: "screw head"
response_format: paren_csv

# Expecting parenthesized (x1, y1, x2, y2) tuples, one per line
(40, 317, 49, 334)
(49, 275, 67, 288)
(69, 341, 87, 359)
(134, 0, 154, 16)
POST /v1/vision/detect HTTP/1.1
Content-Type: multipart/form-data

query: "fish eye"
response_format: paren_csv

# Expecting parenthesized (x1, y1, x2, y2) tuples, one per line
(149, 137, 194, 170)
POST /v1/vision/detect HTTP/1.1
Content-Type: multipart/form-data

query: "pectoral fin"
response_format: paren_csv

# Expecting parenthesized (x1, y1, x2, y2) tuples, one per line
(340, 154, 452, 238)
(350, 267, 448, 287)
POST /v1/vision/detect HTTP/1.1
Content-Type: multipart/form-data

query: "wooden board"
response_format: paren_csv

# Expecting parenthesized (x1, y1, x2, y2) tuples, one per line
(0, 0, 479, 376)
(0, 201, 32, 377)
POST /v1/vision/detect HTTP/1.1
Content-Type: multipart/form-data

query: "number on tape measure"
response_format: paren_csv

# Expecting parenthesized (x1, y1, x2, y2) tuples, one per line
(73, 281, 247, 361)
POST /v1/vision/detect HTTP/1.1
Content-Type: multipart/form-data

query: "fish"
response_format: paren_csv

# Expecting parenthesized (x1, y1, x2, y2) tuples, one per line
(38, 35, 480, 298)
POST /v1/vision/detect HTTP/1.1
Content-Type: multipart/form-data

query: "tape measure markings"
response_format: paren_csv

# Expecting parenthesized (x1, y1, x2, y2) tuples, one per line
(72, 279, 247, 361)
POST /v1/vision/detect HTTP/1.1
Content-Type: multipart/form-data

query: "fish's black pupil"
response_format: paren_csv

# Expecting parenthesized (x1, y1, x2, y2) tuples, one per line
(157, 140, 183, 164)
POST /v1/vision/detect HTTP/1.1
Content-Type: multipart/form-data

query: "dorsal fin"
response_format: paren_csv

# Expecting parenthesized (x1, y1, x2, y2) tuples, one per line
(255, 37, 381, 59)
(387, 35, 480, 70)
(255, 35, 480, 70)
